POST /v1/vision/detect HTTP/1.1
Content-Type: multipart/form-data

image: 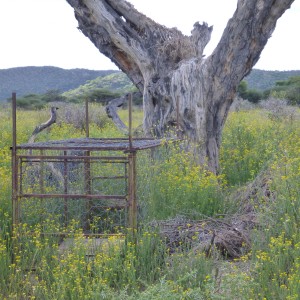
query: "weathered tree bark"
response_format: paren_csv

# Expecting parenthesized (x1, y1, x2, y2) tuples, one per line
(66, 0, 294, 173)
(106, 91, 142, 133)
(28, 107, 59, 143)
(106, 94, 129, 133)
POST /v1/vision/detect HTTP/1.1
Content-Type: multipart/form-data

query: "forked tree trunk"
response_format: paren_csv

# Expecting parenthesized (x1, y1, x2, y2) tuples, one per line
(67, 0, 294, 173)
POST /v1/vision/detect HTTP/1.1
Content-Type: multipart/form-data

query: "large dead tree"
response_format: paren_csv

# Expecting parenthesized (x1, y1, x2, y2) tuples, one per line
(66, 0, 294, 173)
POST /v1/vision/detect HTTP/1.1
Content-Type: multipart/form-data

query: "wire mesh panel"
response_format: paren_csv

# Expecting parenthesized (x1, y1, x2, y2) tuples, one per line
(15, 147, 131, 236)
(12, 137, 169, 237)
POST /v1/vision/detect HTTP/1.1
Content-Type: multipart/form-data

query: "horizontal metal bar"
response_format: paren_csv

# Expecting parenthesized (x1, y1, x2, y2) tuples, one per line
(23, 232, 126, 237)
(18, 155, 128, 161)
(20, 160, 128, 165)
(15, 142, 165, 151)
(16, 145, 140, 151)
(100, 160, 128, 164)
(92, 176, 127, 180)
(19, 193, 127, 200)
(90, 205, 128, 209)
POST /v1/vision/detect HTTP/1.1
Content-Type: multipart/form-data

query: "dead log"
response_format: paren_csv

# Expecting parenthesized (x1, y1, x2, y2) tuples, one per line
(106, 94, 129, 133)
(106, 92, 143, 133)
(26, 107, 65, 189)
(150, 214, 257, 259)
(28, 107, 59, 143)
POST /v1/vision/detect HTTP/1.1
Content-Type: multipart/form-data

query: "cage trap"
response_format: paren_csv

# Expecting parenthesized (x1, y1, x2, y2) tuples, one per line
(11, 93, 174, 240)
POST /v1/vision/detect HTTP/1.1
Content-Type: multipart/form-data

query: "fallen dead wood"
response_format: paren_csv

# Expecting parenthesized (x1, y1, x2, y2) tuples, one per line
(150, 170, 275, 259)
(28, 107, 59, 143)
(105, 94, 128, 133)
(150, 213, 257, 259)
(105, 91, 142, 133)
(26, 106, 65, 190)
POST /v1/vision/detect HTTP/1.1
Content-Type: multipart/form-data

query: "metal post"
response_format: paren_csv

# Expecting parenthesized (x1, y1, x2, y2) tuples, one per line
(127, 93, 137, 230)
(63, 151, 68, 226)
(11, 92, 19, 229)
(128, 152, 137, 230)
(84, 154, 92, 232)
(128, 93, 133, 150)
(84, 98, 92, 231)
(19, 158, 23, 196)
(40, 150, 44, 194)
(85, 98, 89, 138)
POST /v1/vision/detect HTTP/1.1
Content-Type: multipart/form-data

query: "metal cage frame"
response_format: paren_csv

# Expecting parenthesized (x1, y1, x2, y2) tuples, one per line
(11, 92, 169, 237)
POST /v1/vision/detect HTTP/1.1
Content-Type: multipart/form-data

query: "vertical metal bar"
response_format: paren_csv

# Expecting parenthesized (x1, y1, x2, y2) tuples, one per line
(124, 161, 128, 196)
(84, 150, 92, 232)
(128, 151, 137, 230)
(128, 93, 133, 150)
(84, 154, 91, 193)
(84, 98, 92, 231)
(85, 98, 89, 138)
(127, 93, 137, 230)
(39, 150, 44, 194)
(19, 158, 23, 196)
(124, 160, 128, 229)
(63, 151, 68, 226)
(11, 92, 19, 229)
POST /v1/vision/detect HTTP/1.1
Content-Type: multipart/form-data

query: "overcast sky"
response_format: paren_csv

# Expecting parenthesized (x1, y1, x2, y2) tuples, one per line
(0, 0, 299, 71)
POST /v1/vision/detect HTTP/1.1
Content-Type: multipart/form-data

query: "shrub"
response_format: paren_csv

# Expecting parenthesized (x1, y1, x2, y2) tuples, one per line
(138, 142, 225, 220)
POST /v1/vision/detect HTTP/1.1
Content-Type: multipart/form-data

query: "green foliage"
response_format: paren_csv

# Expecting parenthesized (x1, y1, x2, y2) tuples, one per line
(63, 72, 135, 99)
(1, 105, 300, 299)
(248, 124, 300, 299)
(0, 66, 117, 101)
(220, 110, 279, 184)
(237, 80, 247, 95)
(41, 89, 67, 103)
(244, 69, 300, 91)
(63, 72, 143, 105)
(66, 88, 121, 104)
(10, 90, 67, 110)
(238, 80, 263, 103)
(270, 76, 300, 104)
(138, 144, 225, 220)
(16, 93, 45, 109)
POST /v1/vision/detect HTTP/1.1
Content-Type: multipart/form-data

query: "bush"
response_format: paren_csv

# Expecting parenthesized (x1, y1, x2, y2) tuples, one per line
(138, 143, 225, 220)
(55, 103, 111, 130)
(238, 80, 263, 103)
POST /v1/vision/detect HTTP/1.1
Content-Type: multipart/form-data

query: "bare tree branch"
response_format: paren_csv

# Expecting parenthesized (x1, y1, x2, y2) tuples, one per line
(28, 107, 59, 143)
(106, 94, 128, 133)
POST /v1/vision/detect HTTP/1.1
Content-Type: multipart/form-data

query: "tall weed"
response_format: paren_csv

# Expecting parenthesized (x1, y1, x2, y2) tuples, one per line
(138, 143, 225, 221)
(1, 104, 300, 299)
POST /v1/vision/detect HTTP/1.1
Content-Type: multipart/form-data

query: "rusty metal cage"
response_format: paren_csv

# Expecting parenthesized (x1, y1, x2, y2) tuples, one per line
(11, 93, 170, 238)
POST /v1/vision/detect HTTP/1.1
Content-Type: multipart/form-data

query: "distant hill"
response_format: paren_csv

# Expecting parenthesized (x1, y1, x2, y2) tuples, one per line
(63, 72, 135, 100)
(244, 69, 300, 91)
(1, 66, 300, 102)
(67, 69, 300, 96)
(0, 66, 118, 101)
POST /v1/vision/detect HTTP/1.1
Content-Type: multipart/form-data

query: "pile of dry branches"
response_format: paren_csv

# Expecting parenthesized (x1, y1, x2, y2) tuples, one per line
(150, 170, 273, 259)
(151, 213, 257, 259)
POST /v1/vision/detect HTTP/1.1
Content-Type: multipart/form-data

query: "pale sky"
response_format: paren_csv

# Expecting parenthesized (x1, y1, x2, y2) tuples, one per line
(0, 0, 299, 71)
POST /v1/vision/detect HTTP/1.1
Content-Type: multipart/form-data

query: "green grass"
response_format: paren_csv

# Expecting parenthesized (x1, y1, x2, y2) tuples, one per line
(1, 104, 300, 299)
